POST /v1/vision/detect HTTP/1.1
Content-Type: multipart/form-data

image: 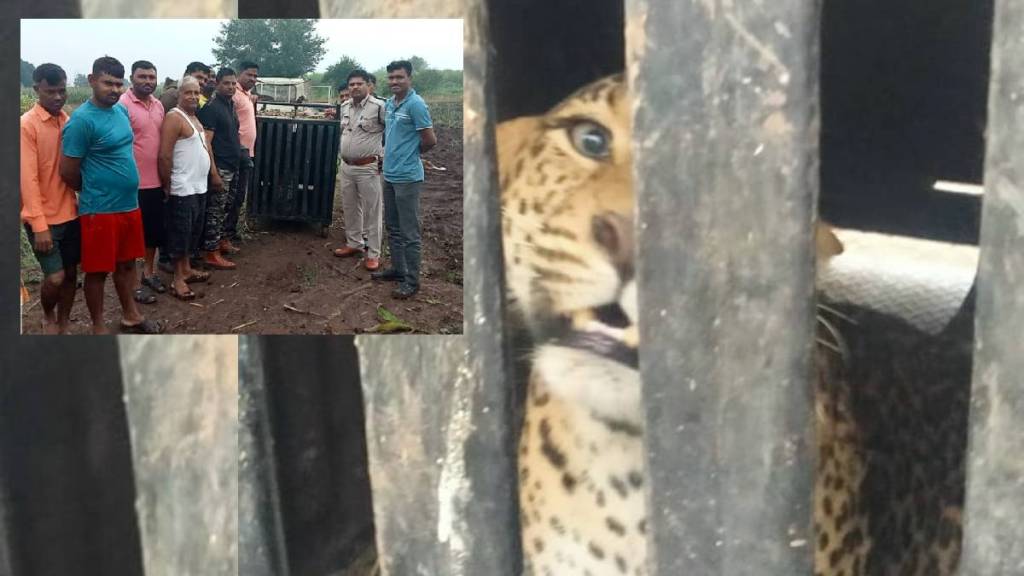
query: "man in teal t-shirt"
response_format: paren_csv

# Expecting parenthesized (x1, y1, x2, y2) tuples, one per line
(373, 60, 437, 299)
(60, 56, 161, 334)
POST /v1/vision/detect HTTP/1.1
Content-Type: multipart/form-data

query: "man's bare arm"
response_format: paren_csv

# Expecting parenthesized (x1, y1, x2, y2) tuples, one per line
(158, 112, 180, 195)
(419, 127, 437, 154)
(59, 155, 82, 191)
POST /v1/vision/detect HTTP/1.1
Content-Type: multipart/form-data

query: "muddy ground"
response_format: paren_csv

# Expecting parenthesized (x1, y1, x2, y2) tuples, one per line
(21, 126, 463, 335)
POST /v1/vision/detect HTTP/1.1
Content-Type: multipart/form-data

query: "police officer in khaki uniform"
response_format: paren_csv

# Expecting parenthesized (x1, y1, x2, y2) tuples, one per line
(332, 69, 387, 271)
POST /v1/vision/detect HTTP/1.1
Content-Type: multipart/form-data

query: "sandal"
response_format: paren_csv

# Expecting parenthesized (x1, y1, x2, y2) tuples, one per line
(184, 271, 211, 283)
(133, 286, 157, 305)
(170, 285, 196, 301)
(142, 275, 167, 293)
(119, 318, 164, 334)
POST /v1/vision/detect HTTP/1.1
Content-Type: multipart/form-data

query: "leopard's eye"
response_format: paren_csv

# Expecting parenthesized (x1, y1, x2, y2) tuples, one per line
(568, 121, 612, 160)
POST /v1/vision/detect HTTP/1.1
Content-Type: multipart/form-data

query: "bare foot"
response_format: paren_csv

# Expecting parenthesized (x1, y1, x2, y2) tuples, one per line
(172, 278, 190, 297)
(92, 324, 110, 335)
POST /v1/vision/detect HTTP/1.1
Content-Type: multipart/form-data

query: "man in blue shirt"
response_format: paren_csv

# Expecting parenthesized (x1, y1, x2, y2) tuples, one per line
(372, 60, 437, 299)
(60, 56, 162, 334)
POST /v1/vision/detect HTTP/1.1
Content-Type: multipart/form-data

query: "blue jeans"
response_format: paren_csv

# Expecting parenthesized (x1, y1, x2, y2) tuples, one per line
(382, 179, 422, 287)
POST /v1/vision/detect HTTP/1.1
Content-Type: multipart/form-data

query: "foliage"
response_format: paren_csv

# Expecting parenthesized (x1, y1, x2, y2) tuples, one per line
(425, 98, 463, 129)
(20, 92, 34, 114)
(212, 19, 326, 77)
(371, 56, 463, 97)
(21, 87, 95, 112)
(20, 60, 35, 87)
(367, 306, 414, 333)
(321, 55, 365, 91)
(73, 73, 89, 87)
(20, 227, 41, 284)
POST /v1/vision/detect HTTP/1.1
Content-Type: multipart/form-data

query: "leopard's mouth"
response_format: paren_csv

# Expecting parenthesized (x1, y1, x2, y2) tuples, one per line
(551, 303, 639, 370)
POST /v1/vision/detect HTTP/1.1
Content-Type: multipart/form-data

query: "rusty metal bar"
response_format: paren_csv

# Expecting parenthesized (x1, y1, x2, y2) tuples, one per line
(961, 0, 1024, 571)
(627, 0, 820, 573)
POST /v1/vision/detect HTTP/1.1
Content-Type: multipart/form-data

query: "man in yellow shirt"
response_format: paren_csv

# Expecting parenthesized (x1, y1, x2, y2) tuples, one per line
(20, 63, 80, 333)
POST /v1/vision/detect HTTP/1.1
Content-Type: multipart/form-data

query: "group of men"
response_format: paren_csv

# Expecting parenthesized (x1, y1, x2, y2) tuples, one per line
(21, 55, 258, 333)
(21, 54, 438, 334)
(332, 60, 437, 299)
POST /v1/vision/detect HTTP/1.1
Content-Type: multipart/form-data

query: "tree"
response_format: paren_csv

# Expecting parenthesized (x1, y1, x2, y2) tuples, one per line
(405, 56, 429, 75)
(73, 74, 89, 87)
(20, 60, 35, 87)
(321, 55, 365, 90)
(211, 19, 326, 77)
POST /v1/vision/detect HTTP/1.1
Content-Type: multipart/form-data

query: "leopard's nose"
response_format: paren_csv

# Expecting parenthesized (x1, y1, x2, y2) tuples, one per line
(592, 212, 635, 281)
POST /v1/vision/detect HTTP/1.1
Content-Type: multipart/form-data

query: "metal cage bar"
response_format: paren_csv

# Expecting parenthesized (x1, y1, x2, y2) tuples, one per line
(239, 336, 292, 576)
(961, 0, 1024, 571)
(0, 469, 12, 576)
(117, 336, 239, 576)
(0, 339, 143, 576)
(345, 1, 518, 574)
(627, 0, 821, 573)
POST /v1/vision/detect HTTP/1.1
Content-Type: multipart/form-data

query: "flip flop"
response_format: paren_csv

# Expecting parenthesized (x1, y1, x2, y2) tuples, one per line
(133, 287, 157, 305)
(184, 271, 211, 283)
(170, 285, 196, 301)
(119, 318, 164, 334)
(142, 275, 167, 293)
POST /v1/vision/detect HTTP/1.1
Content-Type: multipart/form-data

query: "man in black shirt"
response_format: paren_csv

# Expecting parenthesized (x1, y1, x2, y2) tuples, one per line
(196, 67, 241, 270)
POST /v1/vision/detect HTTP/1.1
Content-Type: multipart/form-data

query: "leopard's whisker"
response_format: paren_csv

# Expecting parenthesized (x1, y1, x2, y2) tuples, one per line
(816, 314, 849, 361)
(816, 302, 859, 326)
(815, 336, 843, 355)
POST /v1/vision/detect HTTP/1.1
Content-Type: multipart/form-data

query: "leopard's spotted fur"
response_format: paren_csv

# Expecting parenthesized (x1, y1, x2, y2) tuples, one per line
(497, 74, 968, 576)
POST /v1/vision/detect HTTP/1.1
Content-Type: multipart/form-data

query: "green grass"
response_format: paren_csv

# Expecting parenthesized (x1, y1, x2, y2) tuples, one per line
(20, 87, 93, 111)
(368, 305, 414, 333)
(20, 227, 42, 284)
(427, 100, 462, 129)
(298, 263, 320, 287)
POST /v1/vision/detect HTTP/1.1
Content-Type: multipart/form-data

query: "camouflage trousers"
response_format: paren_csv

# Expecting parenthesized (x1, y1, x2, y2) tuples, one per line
(202, 168, 237, 252)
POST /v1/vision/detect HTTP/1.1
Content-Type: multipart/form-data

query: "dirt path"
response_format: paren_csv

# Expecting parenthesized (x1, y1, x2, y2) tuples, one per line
(21, 126, 463, 335)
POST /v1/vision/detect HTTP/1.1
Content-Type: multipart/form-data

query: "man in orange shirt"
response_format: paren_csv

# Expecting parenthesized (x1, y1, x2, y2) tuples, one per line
(20, 63, 80, 334)
(224, 60, 259, 252)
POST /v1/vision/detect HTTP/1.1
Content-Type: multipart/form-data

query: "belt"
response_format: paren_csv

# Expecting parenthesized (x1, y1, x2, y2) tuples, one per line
(342, 155, 379, 166)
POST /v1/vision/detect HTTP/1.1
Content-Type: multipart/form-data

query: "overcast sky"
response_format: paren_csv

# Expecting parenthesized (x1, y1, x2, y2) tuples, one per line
(21, 19, 464, 80)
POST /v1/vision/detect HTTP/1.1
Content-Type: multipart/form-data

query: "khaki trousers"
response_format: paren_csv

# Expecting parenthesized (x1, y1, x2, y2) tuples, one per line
(338, 163, 383, 258)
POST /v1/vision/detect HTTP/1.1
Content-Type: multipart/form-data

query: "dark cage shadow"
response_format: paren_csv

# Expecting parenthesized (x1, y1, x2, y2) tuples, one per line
(0, 339, 144, 576)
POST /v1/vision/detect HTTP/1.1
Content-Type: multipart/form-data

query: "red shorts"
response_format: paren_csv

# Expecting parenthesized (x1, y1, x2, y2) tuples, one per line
(80, 209, 146, 273)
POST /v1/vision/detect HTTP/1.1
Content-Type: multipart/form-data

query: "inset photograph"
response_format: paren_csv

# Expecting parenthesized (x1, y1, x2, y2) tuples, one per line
(19, 18, 463, 335)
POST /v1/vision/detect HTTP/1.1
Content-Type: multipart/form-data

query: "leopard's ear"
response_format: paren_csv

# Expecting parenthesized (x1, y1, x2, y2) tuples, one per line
(815, 222, 844, 262)
(495, 116, 544, 186)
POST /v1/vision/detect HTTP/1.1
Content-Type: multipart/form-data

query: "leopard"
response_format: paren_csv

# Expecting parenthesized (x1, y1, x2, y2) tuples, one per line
(496, 74, 970, 576)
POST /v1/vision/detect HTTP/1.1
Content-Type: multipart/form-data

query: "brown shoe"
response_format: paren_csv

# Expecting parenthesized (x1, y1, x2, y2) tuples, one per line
(364, 258, 380, 271)
(203, 250, 237, 270)
(333, 246, 364, 258)
(218, 239, 241, 255)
